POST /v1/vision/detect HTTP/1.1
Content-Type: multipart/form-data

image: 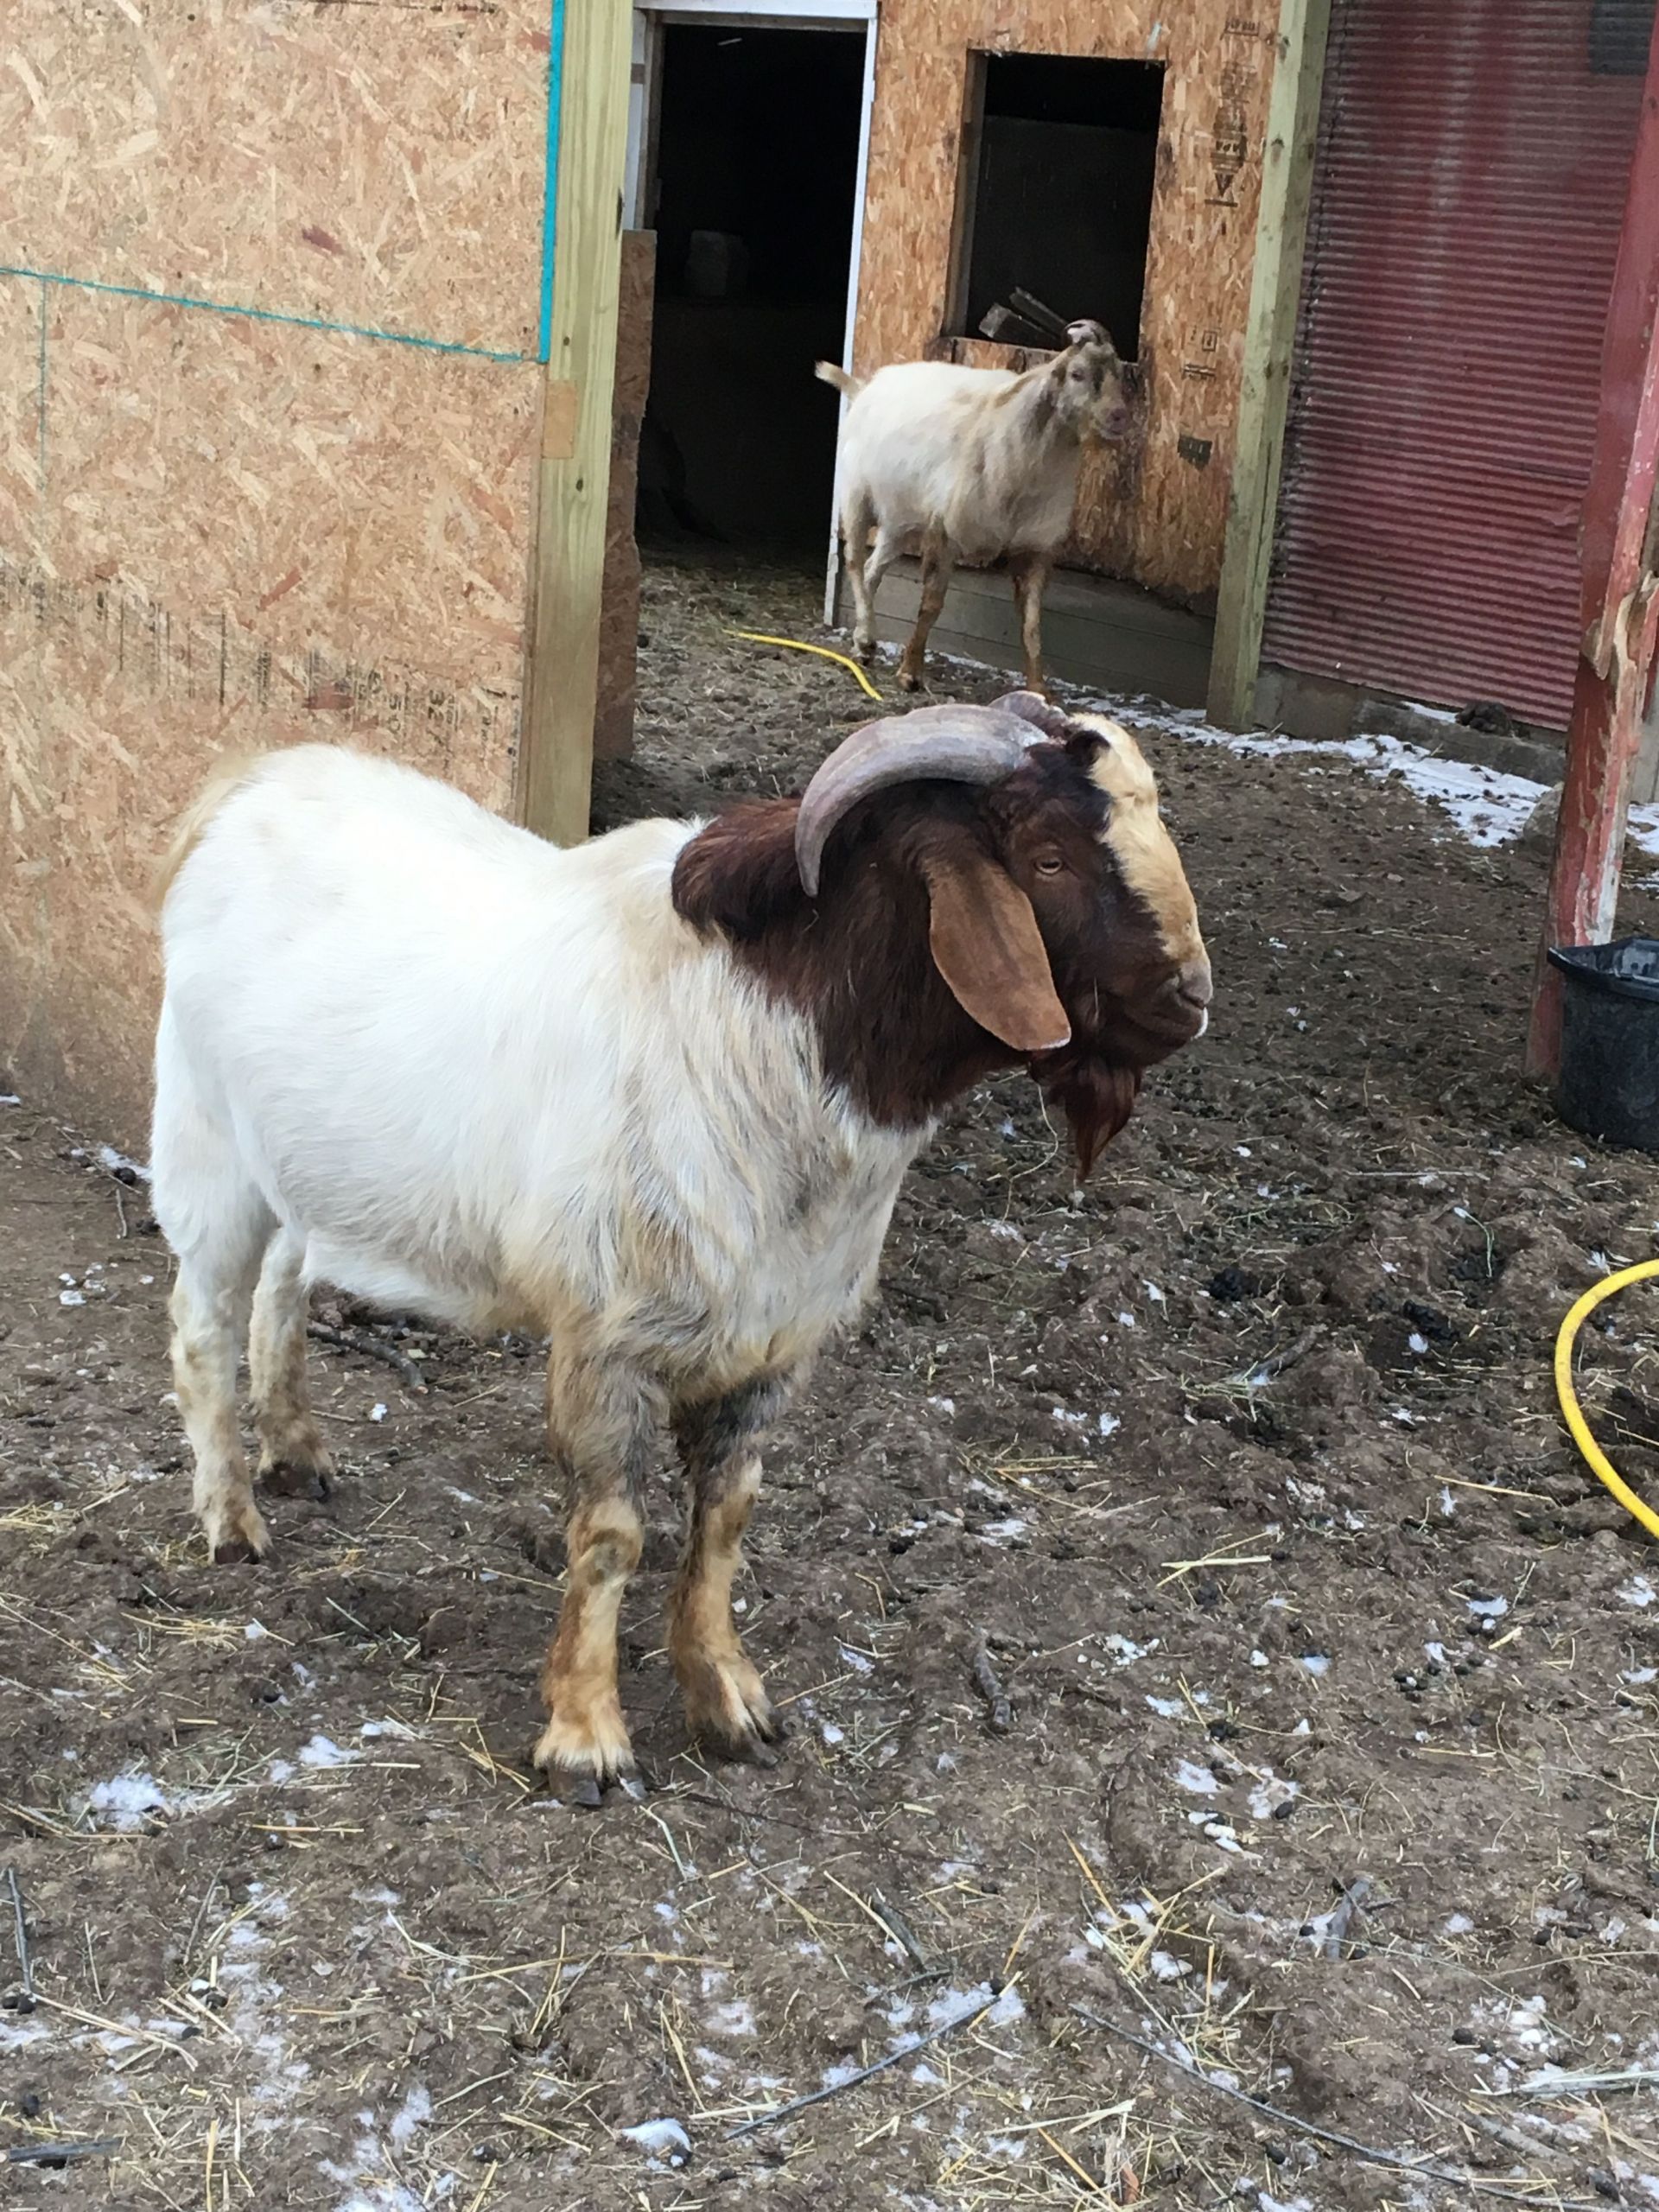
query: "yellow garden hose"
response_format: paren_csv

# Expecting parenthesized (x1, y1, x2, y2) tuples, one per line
(1555, 1258, 1659, 1542)
(726, 629, 884, 702)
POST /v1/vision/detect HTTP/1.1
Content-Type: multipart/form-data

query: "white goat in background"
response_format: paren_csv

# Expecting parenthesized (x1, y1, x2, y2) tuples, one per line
(817, 320, 1130, 696)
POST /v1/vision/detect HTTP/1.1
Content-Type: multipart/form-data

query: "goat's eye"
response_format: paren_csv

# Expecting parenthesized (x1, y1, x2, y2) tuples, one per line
(1036, 855, 1065, 876)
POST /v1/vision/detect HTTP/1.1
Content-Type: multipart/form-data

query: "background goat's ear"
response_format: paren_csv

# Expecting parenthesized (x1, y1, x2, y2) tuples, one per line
(920, 845, 1071, 1054)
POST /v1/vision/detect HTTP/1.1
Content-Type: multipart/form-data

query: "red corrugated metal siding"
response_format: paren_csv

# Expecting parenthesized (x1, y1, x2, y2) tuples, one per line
(1261, 0, 1650, 729)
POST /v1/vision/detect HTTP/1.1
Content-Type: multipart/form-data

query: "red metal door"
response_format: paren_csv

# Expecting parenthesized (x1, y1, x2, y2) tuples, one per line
(1262, 0, 1651, 731)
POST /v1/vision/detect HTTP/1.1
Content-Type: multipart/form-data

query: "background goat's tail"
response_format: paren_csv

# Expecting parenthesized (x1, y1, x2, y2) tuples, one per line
(815, 360, 861, 399)
(152, 752, 261, 914)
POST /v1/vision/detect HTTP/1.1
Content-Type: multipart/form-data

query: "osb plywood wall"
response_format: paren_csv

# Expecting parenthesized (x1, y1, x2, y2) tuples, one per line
(0, 0, 552, 1143)
(855, 1, 1277, 607)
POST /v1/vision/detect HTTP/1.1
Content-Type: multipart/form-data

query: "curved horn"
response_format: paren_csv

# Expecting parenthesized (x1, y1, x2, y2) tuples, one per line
(1065, 317, 1111, 349)
(794, 703, 1038, 897)
(995, 690, 1086, 742)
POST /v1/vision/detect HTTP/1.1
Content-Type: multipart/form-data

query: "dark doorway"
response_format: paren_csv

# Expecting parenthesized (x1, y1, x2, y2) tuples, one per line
(641, 22, 866, 560)
(952, 54, 1164, 360)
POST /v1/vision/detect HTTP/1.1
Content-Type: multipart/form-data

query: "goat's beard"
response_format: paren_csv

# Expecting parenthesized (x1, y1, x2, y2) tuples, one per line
(1033, 1051, 1142, 1181)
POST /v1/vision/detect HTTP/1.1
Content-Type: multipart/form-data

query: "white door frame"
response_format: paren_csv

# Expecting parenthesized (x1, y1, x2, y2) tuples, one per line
(626, 1, 877, 623)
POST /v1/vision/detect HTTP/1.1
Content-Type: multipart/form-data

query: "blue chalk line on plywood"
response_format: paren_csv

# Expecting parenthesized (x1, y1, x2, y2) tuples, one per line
(537, 0, 567, 364)
(3, 0, 571, 369)
(0, 268, 529, 362)
(35, 279, 47, 490)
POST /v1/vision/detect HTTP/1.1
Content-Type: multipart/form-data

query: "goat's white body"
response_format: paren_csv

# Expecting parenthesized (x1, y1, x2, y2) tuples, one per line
(153, 746, 919, 1390)
(835, 362, 1082, 565)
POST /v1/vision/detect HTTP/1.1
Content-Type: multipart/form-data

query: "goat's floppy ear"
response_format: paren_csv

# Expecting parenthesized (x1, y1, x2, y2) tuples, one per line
(918, 843, 1071, 1054)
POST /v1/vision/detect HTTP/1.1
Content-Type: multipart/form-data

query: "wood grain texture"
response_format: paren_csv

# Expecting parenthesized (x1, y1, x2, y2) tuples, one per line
(2, 0, 550, 358)
(518, 0, 634, 845)
(1207, 0, 1333, 725)
(855, 0, 1276, 606)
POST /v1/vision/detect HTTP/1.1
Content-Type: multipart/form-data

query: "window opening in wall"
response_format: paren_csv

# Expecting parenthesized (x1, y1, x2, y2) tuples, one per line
(951, 53, 1164, 360)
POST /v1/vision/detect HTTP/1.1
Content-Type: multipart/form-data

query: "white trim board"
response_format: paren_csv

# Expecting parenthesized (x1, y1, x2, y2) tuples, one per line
(649, 2, 874, 22)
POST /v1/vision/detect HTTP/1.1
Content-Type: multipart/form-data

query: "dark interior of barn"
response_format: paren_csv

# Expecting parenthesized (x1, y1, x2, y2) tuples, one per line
(640, 24, 866, 561)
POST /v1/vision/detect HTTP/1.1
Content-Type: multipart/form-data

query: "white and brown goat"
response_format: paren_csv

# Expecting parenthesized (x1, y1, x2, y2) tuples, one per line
(817, 321, 1130, 694)
(150, 696, 1209, 1799)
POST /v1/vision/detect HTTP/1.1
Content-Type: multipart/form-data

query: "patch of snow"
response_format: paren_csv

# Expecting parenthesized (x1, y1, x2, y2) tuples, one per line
(86, 1771, 170, 1829)
(1619, 1576, 1657, 1609)
(1248, 1775, 1299, 1821)
(1174, 1759, 1218, 1796)
(1146, 1695, 1185, 1718)
(1098, 1410, 1121, 1437)
(297, 1734, 359, 1769)
(1298, 1654, 1331, 1676)
(1102, 1633, 1157, 1665)
(620, 2115, 689, 2164)
(1467, 1594, 1509, 1621)
(838, 1644, 874, 1675)
(97, 1143, 151, 1182)
(368, 1402, 388, 1423)
(706, 2000, 755, 2037)
(926, 1395, 956, 1415)
(388, 2084, 431, 2147)
(1149, 1948, 1190, 1982)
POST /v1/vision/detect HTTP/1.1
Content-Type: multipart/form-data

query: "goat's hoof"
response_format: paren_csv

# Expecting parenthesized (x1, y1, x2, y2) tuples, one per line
(258, 1451, 333, 1502)
(682, 1653, 785, 1768)
(205, 1497, 272, 1565)
(897, 668, 922, 693)
(532, 1701, 639, 1806)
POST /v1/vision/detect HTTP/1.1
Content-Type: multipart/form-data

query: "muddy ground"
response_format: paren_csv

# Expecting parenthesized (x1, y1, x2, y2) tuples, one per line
(6, 550, 1659, 2212)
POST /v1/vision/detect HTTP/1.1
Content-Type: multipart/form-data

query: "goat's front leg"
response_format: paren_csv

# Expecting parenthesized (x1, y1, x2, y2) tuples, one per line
(669, 1374, 794, 1764)
(898, 529, 955, 690)
(535, 1348, 659, 1802)
(1009, 552, 1051, 696)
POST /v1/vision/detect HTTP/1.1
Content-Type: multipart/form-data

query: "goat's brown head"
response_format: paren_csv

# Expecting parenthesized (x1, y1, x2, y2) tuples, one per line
(674, 694, 1210, 1180)
(1048, 319, 1132, 445)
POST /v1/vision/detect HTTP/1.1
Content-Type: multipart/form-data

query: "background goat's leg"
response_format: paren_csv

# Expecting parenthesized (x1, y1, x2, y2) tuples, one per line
(842, 495, 878, 660)
(535, 1348, 658, 1798)
(1009, 553, 1051, 695)
(249, 1229, 334, 1501)
(898, 531, 956, 690)
(169, 1234, 272, 1563)
(669, 1374, 793, 1763)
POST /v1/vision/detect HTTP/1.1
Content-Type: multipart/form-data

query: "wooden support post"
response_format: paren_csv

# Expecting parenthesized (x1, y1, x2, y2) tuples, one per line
(1205, 0, 1332, 732)
(517, 0, 634, 847)
(1525, 24, 1659, 1080)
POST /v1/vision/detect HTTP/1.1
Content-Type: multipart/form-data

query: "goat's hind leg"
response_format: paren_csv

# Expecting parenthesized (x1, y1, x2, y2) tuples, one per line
(535, 1344, 658, 1802)
(1009, 552, 1051, 696)
(669, 1373, 793, 1764)
(897, 529, 956, 691)
(152, 1021, 276, 1562)
(249, 1229, 334, 1500)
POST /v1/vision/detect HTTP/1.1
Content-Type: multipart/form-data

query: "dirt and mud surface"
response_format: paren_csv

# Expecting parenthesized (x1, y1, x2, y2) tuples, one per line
(7, 551, 1659, 2211)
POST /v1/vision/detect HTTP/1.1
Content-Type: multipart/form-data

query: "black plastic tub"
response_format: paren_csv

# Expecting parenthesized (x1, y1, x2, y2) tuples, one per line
(1548, 937, 1659, 1151)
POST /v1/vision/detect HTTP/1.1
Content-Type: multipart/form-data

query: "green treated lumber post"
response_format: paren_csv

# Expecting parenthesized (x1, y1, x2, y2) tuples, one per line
(1206, 0, 1334, 732)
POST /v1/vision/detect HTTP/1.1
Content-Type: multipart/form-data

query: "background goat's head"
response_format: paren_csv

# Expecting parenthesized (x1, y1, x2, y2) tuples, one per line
(675, 695, 1211, 1178)
(1049, 320, 1131, 445)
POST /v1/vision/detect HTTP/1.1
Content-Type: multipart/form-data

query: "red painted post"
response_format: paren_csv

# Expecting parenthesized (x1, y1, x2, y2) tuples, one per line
(1526, 16, 1659, 1080)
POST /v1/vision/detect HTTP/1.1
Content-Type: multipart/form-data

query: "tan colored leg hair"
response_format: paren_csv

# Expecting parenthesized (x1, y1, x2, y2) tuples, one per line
(533, 1345, 659, 1797)
(249, 1230, 334, 1499)
(898, 531, 956, 691)
(669, 1376, 792, 1763)
(171, 1267, 270, 1563)
(1010, 553, 1050, 695)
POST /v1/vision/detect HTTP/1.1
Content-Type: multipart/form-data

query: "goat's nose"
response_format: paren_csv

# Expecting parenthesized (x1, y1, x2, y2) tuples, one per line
(1177, 957, 1213, 1009)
